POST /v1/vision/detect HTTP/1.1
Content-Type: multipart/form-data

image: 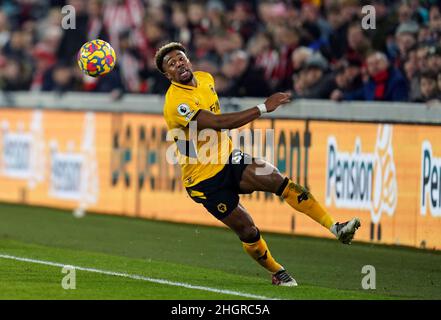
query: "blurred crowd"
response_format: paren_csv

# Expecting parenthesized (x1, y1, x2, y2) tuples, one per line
(1, 0, 441, 103)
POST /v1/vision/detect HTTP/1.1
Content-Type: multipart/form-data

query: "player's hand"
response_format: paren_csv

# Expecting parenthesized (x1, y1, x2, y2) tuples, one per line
(264, 92, 292, 112)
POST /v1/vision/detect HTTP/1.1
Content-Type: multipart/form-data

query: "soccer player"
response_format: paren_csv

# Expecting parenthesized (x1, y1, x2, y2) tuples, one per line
(156, 42, 360, 286)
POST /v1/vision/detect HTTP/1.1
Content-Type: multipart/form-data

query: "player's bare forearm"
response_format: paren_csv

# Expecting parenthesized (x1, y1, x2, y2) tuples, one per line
(194, 92, 291, 130)
(195, 107, 261, 130)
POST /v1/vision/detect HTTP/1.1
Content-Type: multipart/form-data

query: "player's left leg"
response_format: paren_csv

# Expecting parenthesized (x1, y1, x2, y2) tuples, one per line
(239, 159, 360, 244)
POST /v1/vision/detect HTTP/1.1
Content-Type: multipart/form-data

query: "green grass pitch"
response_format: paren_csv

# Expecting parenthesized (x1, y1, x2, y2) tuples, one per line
(0, 202, 440, 300)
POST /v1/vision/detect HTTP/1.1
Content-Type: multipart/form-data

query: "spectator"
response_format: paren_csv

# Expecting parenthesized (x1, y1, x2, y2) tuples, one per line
(397, 2, 415, 25)
(192, 30, 216, 62)
(344, 58, 363, 92)
(345, 22, 372, 64)
(30, 41, 58, 91)
(437, 71, 441, 98)
(429, 4, 441, 41)
(416, 44, 430, 73)
(118, 29, 142, 92)
(0, 11, 10, 50)
(138, 44, 169, 95)
(212, 72, 230, 96)
(257, 1, 289, 28)
(228, 1, 257, 43)
(194, 58, 218, 75)
(103, 0, 145, 55)
(56, 0, 88, 64)
(82, 65, 124, 95)
(3, 31, 32, 61)
(291, 46, 313, 74)
(340, 0, 360, 23)
(221, 50, 271, 97)
(300, 3, 329, 49)
(404, 46, 421, 102)
(342, 51, 408, 102)
(427, 45, 441, 71)
(409, 0, 430, 25)
(87, 0, 109, 42)
(0, 56, 32, 91)
(272, 25, 301, 91)
(187, 1, 209, 34)
(417, 24, 432, 43)
(330, 58, 363, 101)
(213, 30, 243, 61)
(292, 53, 330, 99)
(206, 0, 227, 33)
(394, 21, 419, 69)
(417, 70, 440, 103)
(35, 7, 62, 45)
(248, 31, 280, 90)
(42, 62, 77, 93)
(369, 0, 395, 53)
(142, 19, 167, 58)
(323, 4, 349, 62)
(170, 3, 191, 47)
(328, 67, 349, 101)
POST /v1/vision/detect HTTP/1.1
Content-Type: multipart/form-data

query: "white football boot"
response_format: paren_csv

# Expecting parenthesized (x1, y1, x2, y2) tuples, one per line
(330, 217, 361, 244)
(272, 269, 298, 287)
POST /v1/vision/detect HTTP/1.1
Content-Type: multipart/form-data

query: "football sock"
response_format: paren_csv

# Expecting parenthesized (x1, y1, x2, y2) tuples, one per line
(242, 230, 283, 274)
(277, 177, 335, 229)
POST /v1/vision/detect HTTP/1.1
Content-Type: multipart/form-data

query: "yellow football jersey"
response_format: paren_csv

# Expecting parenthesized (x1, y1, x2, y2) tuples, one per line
(163, 71, 232, 187)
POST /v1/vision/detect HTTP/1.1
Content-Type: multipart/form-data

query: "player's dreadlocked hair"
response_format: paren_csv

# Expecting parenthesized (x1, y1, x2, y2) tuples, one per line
(154, 42, 187, 73)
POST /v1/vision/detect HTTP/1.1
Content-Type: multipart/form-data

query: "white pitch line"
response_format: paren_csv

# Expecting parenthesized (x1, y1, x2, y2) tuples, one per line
(0, 254, 277, 300)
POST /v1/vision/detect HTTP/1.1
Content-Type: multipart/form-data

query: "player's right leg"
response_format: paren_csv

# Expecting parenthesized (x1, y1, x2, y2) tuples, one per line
(187, 184, 297, 285)
(186, 162, 296, 285)
(221, 203, 297, 287)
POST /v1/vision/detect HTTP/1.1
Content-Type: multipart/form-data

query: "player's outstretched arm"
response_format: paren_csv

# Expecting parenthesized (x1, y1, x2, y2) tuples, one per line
(194, 92, 291, 130)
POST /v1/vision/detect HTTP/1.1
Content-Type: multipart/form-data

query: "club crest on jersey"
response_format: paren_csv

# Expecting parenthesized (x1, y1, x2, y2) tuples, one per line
(177, 104, 191, 116)
(217, 203, 227, 213)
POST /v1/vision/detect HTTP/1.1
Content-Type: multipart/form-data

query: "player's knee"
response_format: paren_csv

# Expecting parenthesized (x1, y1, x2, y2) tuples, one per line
(239, 225, 260, 243)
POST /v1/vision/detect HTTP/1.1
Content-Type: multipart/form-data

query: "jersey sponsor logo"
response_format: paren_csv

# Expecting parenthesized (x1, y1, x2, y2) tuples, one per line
(177, 104, 191, 116)
(325, 125, 397, 224)
(209, 101, 220, 113)
(421, 141, 441, 217)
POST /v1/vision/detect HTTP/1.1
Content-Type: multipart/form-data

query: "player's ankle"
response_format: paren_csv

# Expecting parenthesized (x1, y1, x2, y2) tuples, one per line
(273, 267, 285, 275)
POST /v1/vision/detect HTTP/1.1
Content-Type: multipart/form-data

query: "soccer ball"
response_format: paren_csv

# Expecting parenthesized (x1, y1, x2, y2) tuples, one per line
(77, 39, 116, 77)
